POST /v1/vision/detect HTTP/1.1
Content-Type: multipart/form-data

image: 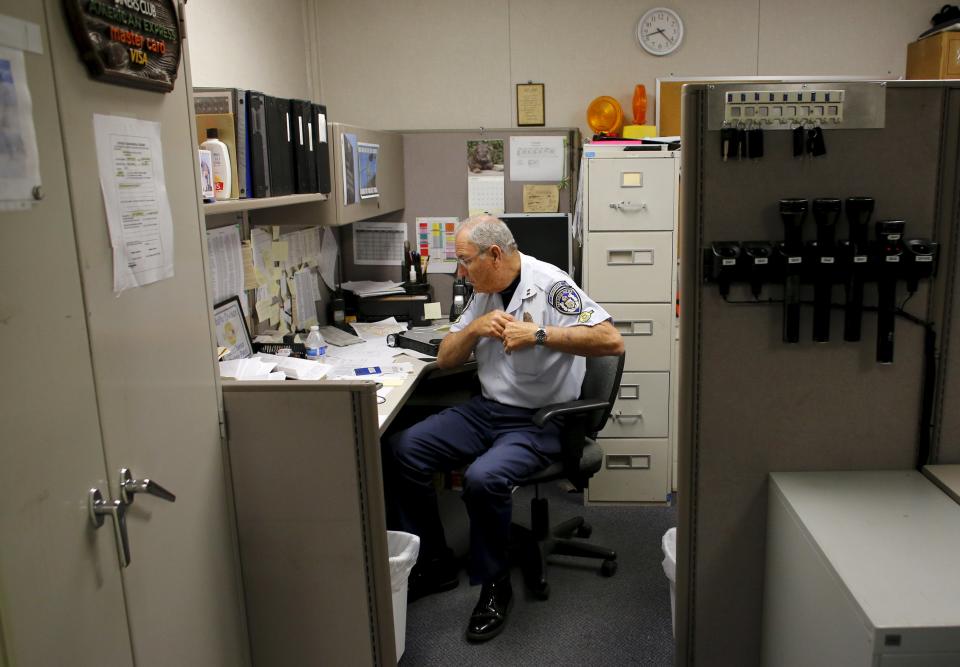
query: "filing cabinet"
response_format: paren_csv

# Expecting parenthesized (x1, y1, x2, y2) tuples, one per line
(582, 145, 680, 504)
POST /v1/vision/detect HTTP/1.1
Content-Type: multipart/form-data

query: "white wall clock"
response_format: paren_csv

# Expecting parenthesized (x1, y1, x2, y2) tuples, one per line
(637, 7, 684, 56)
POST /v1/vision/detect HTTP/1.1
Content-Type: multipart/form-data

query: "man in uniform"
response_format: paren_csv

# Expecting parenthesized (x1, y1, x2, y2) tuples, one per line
(384, 215, 623, 642)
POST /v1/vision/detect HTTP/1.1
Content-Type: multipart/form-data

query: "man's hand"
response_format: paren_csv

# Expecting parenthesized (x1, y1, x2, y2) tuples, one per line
(502, 320, 538, 353)
(469, 310, 515, 339)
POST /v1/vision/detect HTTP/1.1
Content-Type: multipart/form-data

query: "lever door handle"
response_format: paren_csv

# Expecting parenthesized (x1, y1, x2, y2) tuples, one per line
(120, 468, 176, 505)
(88, 488, 131, 568)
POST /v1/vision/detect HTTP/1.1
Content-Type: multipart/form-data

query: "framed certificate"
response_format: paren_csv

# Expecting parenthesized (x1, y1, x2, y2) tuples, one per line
(213, 296, 253, 361)
(516, 83, 545, 127)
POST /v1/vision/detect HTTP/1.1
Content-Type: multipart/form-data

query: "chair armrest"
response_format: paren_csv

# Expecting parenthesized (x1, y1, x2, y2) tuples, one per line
(532, 399, 611, 428)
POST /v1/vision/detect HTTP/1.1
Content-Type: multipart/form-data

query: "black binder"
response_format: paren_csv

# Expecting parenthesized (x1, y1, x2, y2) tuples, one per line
(291, 99, 318, 193)
(265, 95, 294, 196)
(311, 102, 331, 194)
(246, 90, 271, 198)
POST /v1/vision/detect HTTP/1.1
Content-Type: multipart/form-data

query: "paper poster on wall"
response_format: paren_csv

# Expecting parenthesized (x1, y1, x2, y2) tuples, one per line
(466, 139, 504, 216)
(93, 113, 175, 295)
(0, 46, 41, 211)
(417, 217, 460, 273)
(358, 142, 379, 199)
(342, 132, 359, 205)
(353, 221, 407, 265)
(206, 224, 247, 315)
(510, 136, 564, 181)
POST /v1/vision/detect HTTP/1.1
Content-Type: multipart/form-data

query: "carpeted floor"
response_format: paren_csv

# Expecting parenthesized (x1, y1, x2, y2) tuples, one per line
(399, 482, 678, 666)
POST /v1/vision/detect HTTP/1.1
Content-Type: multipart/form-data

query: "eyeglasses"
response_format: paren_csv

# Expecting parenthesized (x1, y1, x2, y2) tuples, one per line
(456, 248, 488, 268)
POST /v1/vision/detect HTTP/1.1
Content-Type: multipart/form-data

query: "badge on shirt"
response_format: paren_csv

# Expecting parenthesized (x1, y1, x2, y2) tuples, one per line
(578, 310, 594, 323)
(549, 281, 582, 315)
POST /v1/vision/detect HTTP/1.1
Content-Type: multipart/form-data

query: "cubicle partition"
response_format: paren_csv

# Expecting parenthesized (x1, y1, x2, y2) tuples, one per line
(222, 380, 395, 665)
(677, 81, 960, 666)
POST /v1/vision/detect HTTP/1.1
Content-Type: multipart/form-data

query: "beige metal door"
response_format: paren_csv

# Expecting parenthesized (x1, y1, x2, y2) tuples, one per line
(0, 3, 134, 664)
(8, 2, 247, 665)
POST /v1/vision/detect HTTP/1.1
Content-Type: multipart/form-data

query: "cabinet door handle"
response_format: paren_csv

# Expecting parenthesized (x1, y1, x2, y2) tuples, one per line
(607, 249, 654, 265)
(88, 488, 131, 568)
(608, 201, 647, 212)
(614, 319, 654, 336)
(120, 467, 176, 505)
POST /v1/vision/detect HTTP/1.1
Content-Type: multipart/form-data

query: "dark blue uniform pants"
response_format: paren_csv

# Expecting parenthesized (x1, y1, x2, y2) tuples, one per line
(385, 395, 561, 584)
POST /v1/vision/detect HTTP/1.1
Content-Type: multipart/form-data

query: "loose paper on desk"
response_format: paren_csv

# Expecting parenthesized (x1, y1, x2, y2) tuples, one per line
(341, 280, 405, 297)
(350, 317, 408, 340)
(523, 184, 560, 213)
(319, 226, 338, 289)
(94, 113, 175, 294)
(207, 224, 246, 314)
(0, 47, 41, 211)
(292, 267, 320, 328)
(510, 136, 564, 182)
(354, 221, 406, 265)
(417, 217, 459, 273)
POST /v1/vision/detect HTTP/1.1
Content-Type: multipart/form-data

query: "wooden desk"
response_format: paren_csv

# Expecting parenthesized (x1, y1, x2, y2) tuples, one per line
(221, 357, 476, 666)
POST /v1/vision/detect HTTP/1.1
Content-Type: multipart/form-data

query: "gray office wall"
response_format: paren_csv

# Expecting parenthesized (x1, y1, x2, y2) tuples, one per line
(677, 82, 960, 666)
(342, 128, 579, 312)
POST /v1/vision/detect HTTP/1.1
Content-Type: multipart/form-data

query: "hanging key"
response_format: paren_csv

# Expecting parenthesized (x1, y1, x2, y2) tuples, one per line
(808, 123, 827, 156)
(792, 123, 804, 157)
(721, 123, 732, 162)
(737, 123, 748, 160)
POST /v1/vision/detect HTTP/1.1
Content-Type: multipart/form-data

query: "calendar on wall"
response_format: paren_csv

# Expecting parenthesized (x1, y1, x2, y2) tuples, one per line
(353, 221, 407, 265)
(468, 175, 504, 216)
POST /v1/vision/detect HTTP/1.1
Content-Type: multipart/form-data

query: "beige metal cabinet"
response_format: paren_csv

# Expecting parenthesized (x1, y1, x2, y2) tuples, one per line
(0, 3, 248, 664)
(583, 146, 680, 504)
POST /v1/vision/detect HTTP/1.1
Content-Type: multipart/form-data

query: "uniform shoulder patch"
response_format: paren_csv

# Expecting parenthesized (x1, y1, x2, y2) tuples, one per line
(548, 281, 582, 315)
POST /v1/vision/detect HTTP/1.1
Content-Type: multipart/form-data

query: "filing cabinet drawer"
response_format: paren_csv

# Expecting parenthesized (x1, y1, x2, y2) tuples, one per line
(587, 157, 676, 231)
(585, 231, 673, 302)
(604, 303, 673, 371)
(599, 371, 670, 438)
(585, 438, 670, 504)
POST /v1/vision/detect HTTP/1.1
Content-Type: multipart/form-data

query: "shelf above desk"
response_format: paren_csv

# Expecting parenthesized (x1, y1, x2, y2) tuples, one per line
(203, 192, 328, 216)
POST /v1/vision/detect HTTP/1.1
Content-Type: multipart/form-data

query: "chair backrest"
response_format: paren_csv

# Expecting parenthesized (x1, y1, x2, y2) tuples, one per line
(580, 352, 626, 437)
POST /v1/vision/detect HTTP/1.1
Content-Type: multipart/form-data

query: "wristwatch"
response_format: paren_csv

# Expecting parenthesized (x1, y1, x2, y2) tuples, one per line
(534, 327, 547, 346)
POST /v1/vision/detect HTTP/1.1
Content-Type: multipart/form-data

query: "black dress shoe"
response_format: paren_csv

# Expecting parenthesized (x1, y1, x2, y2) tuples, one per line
(408, 552, 459, 602)
(466, 577, 513, 642)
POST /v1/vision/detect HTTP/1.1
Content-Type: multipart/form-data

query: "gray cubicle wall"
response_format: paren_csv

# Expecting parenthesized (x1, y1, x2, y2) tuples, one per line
(341, 128, 580, 312)
(676, 81, 960, 666)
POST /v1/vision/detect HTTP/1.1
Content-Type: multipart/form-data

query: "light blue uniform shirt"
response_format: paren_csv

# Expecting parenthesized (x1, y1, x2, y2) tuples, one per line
(450, 254, 611, 409)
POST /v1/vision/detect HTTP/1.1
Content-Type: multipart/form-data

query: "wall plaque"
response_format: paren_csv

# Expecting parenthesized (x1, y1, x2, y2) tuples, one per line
(63, 0, 182, 93)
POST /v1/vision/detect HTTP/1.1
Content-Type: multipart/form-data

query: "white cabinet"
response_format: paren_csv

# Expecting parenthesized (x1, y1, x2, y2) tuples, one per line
(583, 146, 680, 504)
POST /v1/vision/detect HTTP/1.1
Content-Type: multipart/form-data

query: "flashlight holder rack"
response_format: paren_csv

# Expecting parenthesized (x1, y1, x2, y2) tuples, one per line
(704, 238, 938, 297)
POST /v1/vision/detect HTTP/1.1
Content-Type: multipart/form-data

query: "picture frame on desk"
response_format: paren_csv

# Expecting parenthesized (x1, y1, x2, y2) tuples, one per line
(516, 83, 545, 127)
(213, 296, 253, 361)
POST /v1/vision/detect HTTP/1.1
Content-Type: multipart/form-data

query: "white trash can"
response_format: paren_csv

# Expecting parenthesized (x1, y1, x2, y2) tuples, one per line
(661, 527, 677, 637)
(387, 530, 420, 661)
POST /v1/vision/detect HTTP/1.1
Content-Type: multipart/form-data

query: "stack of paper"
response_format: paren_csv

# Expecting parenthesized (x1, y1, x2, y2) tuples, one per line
(341, 280, 406, 297)
(219, 358, 285, 381)
(254, 353, 331, 381)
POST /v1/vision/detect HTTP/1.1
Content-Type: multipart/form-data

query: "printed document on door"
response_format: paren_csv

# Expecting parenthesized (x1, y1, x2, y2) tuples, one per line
(94, 114, 175, 294)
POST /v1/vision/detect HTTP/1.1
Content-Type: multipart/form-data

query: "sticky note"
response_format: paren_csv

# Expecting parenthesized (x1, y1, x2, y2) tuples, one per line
(423, 302, 442, 320)
(272, 240, 289, 262)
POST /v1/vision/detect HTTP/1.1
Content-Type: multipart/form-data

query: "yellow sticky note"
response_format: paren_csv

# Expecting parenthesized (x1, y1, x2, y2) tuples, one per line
(423, 302, 442, 320)
(272, 241, 289, 262)
(255, 298, 274, 322)
(254, 267, 269, 287)
(242, 243, 258, 291)
(268, 281, 281, 297)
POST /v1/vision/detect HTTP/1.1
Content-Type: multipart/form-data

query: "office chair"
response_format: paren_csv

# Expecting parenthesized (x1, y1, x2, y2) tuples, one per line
(512, 352, 626, 599)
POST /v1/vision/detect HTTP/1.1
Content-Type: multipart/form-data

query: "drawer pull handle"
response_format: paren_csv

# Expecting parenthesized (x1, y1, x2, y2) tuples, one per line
(611, 411, 643, 421)
(606, 454, 651, 470)
(608, 201, 648, 212)
(607, 249, 654, 265)
(615, 320, 654, 336)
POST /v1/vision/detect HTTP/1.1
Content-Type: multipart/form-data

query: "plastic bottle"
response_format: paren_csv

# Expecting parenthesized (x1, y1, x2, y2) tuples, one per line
(200, 128, 232, 201)
(304, 325, 327, 361)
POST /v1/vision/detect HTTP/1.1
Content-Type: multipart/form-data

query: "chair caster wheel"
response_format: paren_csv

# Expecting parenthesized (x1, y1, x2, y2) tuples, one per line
(575, 523, 592, 539)
(601, 558, 618, 577)
(529, 580, 550, 600)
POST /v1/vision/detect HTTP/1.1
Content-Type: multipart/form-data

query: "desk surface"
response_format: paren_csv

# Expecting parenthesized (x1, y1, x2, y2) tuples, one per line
(377, 355, 477, 434)
(923, 463, 960, 505)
